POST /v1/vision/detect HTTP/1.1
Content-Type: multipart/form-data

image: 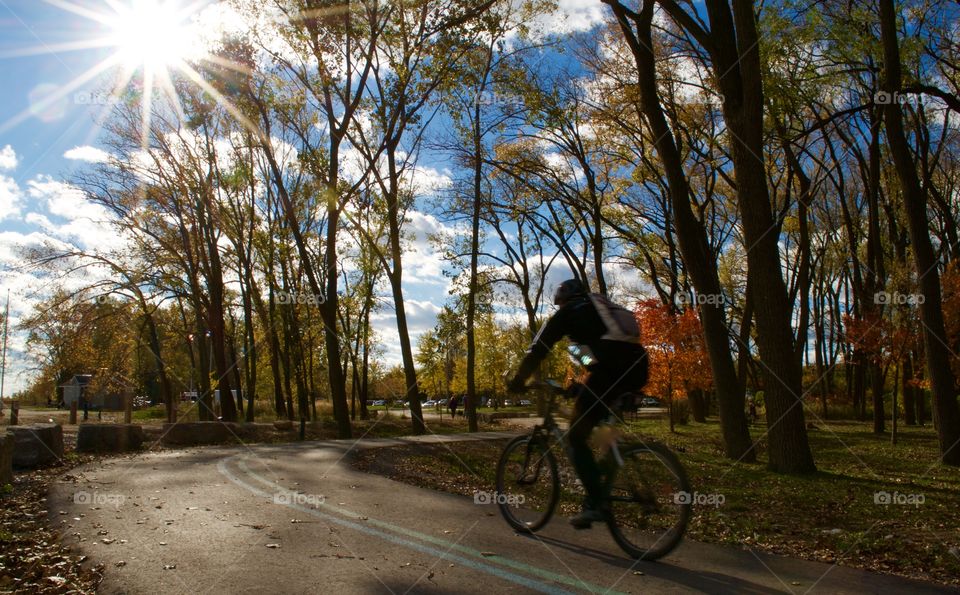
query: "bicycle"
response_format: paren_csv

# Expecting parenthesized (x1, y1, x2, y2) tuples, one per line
(494, 379, 691, 560)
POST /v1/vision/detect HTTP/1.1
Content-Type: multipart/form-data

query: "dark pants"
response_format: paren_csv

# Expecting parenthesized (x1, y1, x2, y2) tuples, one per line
(567, 348, 648, 510)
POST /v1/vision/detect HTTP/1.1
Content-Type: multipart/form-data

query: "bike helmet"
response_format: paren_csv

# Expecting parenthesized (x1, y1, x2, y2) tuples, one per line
(553, 278, 586, 306)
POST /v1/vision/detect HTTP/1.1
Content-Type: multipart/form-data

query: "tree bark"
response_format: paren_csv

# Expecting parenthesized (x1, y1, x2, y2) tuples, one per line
(879, 0, 960, 465)
(655, 0, 816, 471)
(604, 0, 755, 462)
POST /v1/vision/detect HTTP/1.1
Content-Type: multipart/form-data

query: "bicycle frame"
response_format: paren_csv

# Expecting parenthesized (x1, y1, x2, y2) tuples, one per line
(523, 383, 626, 490)
(499, 380, 691, 560)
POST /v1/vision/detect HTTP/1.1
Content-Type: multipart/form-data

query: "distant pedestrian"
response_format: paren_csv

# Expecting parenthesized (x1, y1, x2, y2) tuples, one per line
(448, 395, 459, 418)
(749, 400, 757, 422)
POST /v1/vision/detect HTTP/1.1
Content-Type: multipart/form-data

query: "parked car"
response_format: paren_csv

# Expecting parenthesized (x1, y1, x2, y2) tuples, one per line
(369, 399, 387, 406)
(640, 397, 660, 408)
(519, 399, 533, 406)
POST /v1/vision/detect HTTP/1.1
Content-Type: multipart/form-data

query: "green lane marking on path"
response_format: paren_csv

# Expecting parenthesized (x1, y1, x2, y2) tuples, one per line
(218, 456, 574, 595)
(222, 454, 628, 595)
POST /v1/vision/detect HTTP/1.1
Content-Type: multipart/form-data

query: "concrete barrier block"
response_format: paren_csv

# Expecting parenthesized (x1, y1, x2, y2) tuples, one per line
(10, 424, 64, 469)
(76, 424, 145, 453)
(0, 431, 13, 485)
(160, 422, 242, 446)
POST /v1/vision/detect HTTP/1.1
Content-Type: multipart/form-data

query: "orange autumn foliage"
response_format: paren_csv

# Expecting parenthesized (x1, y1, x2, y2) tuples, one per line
(844, 297, 924, 387)
(634, 299, 712, 402)
(943, 261, 960, 383)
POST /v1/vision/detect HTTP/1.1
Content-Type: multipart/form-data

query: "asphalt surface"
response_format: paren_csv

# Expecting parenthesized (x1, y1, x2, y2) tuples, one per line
(48, 433, 953, 595)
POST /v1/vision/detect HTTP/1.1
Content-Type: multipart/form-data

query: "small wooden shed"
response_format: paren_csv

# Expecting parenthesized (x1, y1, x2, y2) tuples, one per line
(61, 374, 93, 408)
(61, 374, 130, 410)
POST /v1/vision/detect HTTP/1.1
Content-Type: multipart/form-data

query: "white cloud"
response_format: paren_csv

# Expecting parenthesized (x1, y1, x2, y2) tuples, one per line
(0, 175, 21, 221)
(370, 297, 443, 367)
(0, 145, 17, 170)
(534, 0, 607, 36)
(24, 176, 122, 252)
(24, 212, 53, 229)
(403, 210, 458, 286)
(405, 164, 453, 197)
(0, 230, 81, 394)
(28, 177, 106, 221)
(63, 145, 111, 163)
(0, 229, 68, 264)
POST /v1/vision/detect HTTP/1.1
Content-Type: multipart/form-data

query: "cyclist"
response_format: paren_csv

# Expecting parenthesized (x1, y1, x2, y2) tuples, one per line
(507, 278, 648, 529)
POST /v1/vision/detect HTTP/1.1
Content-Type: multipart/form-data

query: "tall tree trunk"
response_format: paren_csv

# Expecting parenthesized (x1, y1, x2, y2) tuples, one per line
(903, 354, 916, 425)
(688, 388, 707, 423)
(384, 143, 425, 434)
(814, 281, 828, 419)
(259, 110, 351, 438)
(915, 359, 927, 426)
(604, 0, 754, 462)
(855, 354, 867, 421)
(879, 0, 960, 465)
(701, 0, 815, 472)
(465, 93, 484, 434)
(322, 194, 351, 438)
(142, 309, 174, 423)
(268, 285, 286, 419)
(871, 362, 886, 433)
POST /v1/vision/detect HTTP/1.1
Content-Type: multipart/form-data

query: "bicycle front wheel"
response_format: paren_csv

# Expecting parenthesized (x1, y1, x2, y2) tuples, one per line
(606, 441, 691, 560)
(495, 435, 559, 533)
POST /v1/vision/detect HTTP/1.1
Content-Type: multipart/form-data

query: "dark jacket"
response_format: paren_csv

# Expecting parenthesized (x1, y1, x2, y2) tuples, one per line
(514, 294, 648, 390)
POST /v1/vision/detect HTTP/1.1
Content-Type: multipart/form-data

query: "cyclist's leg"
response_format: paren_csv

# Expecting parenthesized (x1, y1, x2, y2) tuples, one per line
(568, 377, 610, 512)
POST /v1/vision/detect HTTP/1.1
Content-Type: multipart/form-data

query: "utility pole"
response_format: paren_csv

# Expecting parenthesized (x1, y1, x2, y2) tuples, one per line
(1, 290, 9, 417)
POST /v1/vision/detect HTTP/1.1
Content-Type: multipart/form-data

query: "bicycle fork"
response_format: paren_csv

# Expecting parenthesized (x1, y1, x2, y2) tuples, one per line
(517, 432, 550, 485)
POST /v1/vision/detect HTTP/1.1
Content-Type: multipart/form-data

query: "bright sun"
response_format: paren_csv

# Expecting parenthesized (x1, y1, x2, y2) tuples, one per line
(106, 0, 204, 70)
(2, 0, 246, 142)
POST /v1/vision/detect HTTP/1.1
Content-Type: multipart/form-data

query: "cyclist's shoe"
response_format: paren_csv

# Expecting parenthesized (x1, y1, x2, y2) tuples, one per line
(569, 507, 607, 530)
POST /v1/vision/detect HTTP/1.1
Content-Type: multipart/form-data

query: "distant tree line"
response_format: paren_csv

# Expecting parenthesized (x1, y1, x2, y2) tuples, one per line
(16, 0, 960, 469)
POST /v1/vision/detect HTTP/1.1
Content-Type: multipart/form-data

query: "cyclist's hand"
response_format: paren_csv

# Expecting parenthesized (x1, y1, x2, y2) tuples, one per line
(506, 375, 527, 394)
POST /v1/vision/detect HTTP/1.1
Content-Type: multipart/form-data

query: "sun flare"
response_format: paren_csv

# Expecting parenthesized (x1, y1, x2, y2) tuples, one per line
(106, 0, 204, 70)
(1, 0, 255, 145)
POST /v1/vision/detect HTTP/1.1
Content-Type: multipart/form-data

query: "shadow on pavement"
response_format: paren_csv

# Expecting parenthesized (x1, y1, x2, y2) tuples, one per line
(515, 533, 788, 594)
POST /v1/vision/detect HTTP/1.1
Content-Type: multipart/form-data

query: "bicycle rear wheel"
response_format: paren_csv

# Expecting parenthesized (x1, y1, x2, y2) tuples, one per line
(495, 434, 559, 533)
(605, 441, 691, 560)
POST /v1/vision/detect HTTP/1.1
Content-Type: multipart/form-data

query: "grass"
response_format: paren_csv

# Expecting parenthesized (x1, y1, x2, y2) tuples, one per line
(624, 419, 960, 580)
(352, 417, 960, 586)
(125, 402, 492, 442)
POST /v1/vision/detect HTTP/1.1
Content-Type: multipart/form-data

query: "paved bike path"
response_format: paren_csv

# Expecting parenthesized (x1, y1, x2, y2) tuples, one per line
(49, 433, 950, 594)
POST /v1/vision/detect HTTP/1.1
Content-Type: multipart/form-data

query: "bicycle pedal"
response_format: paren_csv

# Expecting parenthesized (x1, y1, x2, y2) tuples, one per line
(569, 518, 595, 530)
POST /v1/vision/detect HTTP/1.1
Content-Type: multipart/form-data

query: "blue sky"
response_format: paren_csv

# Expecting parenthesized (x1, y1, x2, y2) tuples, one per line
(0, 0, 610, 395)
